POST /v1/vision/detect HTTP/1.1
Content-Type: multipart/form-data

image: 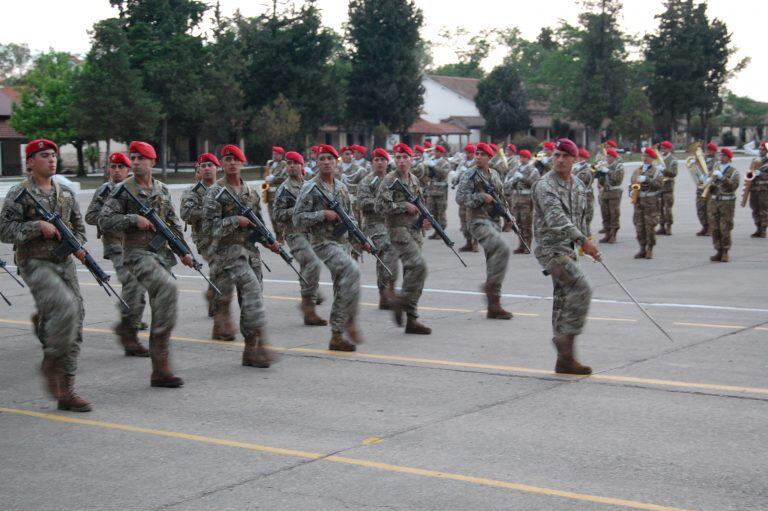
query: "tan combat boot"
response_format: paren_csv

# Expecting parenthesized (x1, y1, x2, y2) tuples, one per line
(345, 319, 363, 345)
(390, 292, 404, 327)
(428, 231, 441, 239)
(720, 250, 730, 262)
(655, 225, 667, 235)
(301, 296, 328, 326)
(378, 285, 391, 310)
(114, 319, 149, 357)
(57, 374, 92, 412)
(405, 316, 432, 335)
(150, 333, 184, 388)
(40, 353, 61, 399)
(458, 239, 474, 252)
(243, 331, 272, 368)
(710, 250, 722, 262)
(553, 335, 592, 375)
(644, 247, 654, 259)
(329, 332, 356, 351)
(666, 224, 672, 235)
(599, 230, 611, 243)
(598, 227, 607, 234)
(750, 228, 762, 238)
(607, 229, 617, 244)
(484, 282, 512, 320)
(471, 240, 479, 252)
(211, 299, 236, 341)
(204, 288, 216, 318)
(634, 246, 646, 259)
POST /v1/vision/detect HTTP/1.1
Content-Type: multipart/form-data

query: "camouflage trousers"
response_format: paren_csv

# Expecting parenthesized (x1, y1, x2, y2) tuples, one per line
(584, 196, 594, 237)
(659, 190, 675, 227)
(124, 249, 177, 338)
(696, 193, 709, 230)
(707, 199, 735, 251)
(217, 252, 266, 338)
(749, 187, 768, 228)
(510, 195, 533, 247)
(426, 194, 447, 229)
(599, 190, 622, 230)
(285, 233, 322, 300)
(470, 219, 510, 297)
(312, 240, 361, 334)
(110, 252, 147, 327)
(458, 204, 473, 242)
(633, 196, 661, 248)
(545, 255, 592, 336)
(363, 222, 399, 290)
(208, 249, 262, 309)
(388, 226, 427, 318)
(20, 258, 84, 376)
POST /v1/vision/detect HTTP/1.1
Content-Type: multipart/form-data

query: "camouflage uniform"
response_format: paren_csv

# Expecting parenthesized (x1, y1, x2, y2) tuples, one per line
(293, 176, 361, 338)
(706, 163, 740, 255)
(696, 156, 717, 233)
(340, 161, 367, 255)
(273, 177, 323, 302)
(631, 164, 664, 254)
(532, 171, 592, 336)
(85, 181, 147, 328)
(424, 155, 451, 230)
(573, 162, 594, 237)
(457, 168, 510, 298)
(504, 162, 540, 251)
(266, 160, 288, 232)
(659, 153, 678, 231)
(597, 159, 624, 237)
(375, 171, 428, 320)
(0, 178, 85, 376)
(358, 171, 399, 291)
(452, 159, 476, 247)
(748, 155, 768, 235)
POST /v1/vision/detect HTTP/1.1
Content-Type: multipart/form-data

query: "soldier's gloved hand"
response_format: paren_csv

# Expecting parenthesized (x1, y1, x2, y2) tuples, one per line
(236, 215, 252, 228)
(265, 241, 280, 253)
(74, 249, 87, 262)
(323, 210, 340, 222)
(481, 193, 494, 204)
(39, 220, 61, 240)
(180, 254, 194, 267)
(136, 216, 156, 231)
(755, 170, 761, 176)
(713, 170, 724, 179)
(637, 175, 647, 183)
(513, 171, 523, 180)
(404, 203, 419, 214)
(600, 167, 610, 173)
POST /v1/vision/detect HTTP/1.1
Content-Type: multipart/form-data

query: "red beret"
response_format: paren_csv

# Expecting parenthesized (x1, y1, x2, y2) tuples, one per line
(129, 141, 157, 159)
(759, 141, 766, 150)
(476, 143, 495, 158)
(285, 151, 305, 165)
(108, 152, 131, 167)
(196, 153, 221, 167)
(272, 146, 285, 155)
(340, 146, 353, 154)
(518, 149, 532, 159)
(220, 144, 246, 162)
(464, 144, 476, 153)
(706, 143, 718, 152)
(660, 141, 673, 149)
(506, 144, 517, 154)
(393, 143, 413, 157)
(578, 148, 590, 159)
(604, 140, 618, 148)
(555, 138, 578, 157)
(317, 144, 339, 158)
(489, 143, 499, 153)
(351, 144, 366, 154)
(25, 139, 59, 158)
(372, 147, 390, 161)
(606, 149, 618, 158)
(720, 148, 733, 159)
(435, 145, 446, 154)
(423, 141, 432, 148)
(414, 145, 424, 153)
(309, 145, 319, 154)
(644, 147, 658, 159)
(542, 141, 555, 150)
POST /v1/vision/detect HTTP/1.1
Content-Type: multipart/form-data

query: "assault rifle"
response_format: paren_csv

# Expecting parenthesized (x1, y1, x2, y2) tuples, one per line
(0, 257, 25, 306)
(389, 178, 467, 267)
(114, 185, 221, 294)
(469, 169, 531, 253)
(15, 188, 128, 309)
(214, 187, 307, 286)
(310, 184, 393, 277)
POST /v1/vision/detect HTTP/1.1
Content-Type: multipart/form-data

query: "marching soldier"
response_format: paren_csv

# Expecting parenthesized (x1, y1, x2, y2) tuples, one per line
(352, 144, 371, 172)
(340, 146, 367, 258)
(488, 143, 506, 176)
(201, 144, 279, 367)
(358, 148, 400, 309)
(657, 140, 677, 235)
(272, 151, 327, 326)
(0, 139, 91, 411)
(454, 144, 479, 252)
(99, 141, 194, 389)
(375, 143, 432, 334)
(748, 141, 768, 238)
(706, 148, 740, 262)
(265, 146, 287, 232)
(503, 148, 539, 253)
(574, 148, 595, 237)
(180, 153, 232, 340)
(531, 138, 599, 375)
(696, 143, 718, 236)
(293, 144, 364, 351)
(424, 144, 451, 239)
(630, 147, 664, 259)
(534, 141, 555, 174)
(307, 145, 319, 175)
(597, 148, 624, 244)
(457, 142, 513, 319)
(505, 144, 520, 175)
(85, 152, 148, 357)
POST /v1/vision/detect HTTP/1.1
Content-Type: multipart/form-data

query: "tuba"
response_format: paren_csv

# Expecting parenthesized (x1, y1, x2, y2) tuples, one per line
(685, 142, 708, 190)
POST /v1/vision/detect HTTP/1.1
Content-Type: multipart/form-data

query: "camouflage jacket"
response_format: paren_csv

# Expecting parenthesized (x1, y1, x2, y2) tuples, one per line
(596, 159, 624, 195)
(268, 160, 288, 188)
(630, 164, 663, 197)
(660, 153, 678, 193)
(273, 177, 307, 236)
(97, 176, 180, 266)
(85, 180, 122, 258)
(456, 167, 510, 221)
(532, 171, 589, 265)
(707, 163, 740, 199)
(424, 156, 451, 196)
(202, 177, 262, 262)
(752, 156, 768, 190)
(0, 176, 86, 263)
(358, 171, 387, 225)
(180, 181, 211, 253)
(573, 162, 594, 200)
(341, 161, 368, 197)
(293, 175, 355, 245)
(375, 170, 424, 228)
(504, 162, 540, 196)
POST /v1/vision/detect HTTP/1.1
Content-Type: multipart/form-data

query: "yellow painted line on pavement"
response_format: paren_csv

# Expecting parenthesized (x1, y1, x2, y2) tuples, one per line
(0, 406, 692, 511)
(3, 319, 767, 396)
(674, 322, 745, 330)
(589, 316, 637, 322)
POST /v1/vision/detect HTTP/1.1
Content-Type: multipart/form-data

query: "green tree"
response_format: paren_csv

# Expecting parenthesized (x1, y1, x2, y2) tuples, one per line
(346, 0, 425, 144)
(720, 92, 768, 142)
(432, 28, 499, 79)
(10, 52, 88, 175)
(251, 94, 302, 148)
(0, 43, 32, 84)
(475, 63, 531, 139)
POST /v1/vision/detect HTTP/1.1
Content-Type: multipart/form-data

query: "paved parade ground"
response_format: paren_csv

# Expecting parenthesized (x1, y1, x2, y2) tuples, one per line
(1, 158, 766, 511)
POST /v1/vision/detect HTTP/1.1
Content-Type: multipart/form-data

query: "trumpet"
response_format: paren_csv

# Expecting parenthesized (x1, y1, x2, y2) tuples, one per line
(740, 158, 763, 207)
(261, 181, 270, 203)
(590, 161, 608, 174)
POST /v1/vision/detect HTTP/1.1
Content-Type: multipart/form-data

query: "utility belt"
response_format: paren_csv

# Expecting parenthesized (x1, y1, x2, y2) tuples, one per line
(123, 229, 160, 249)
(639, 191, 659, 198)
(712, 194, 736, 201)
(385, 214, 415, 228)
(606, 185, 623, 191)
(219, 228, 252, 246)
(279, 223, 305, 235)
(363, 213, 385, 225)
(467, 208, 493, 221)
(512, 189, 532, 195)
(15, 239, 67, 263)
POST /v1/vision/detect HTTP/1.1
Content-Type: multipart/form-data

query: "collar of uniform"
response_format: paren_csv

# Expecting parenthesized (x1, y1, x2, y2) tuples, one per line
(131, 176, 160, 198)
(551, 171, 573, 189)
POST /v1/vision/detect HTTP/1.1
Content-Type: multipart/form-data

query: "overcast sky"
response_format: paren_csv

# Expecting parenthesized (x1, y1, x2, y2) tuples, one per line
(2, 0, 766, 101)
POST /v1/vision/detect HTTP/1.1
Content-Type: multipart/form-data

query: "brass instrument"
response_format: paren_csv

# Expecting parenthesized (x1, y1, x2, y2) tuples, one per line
(740, 158, 763, 207)
(495, 145, 509, 173)
(685, 142, 708, 191)
(629, 167, 642, 204)
(261, 159, 273, 202)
